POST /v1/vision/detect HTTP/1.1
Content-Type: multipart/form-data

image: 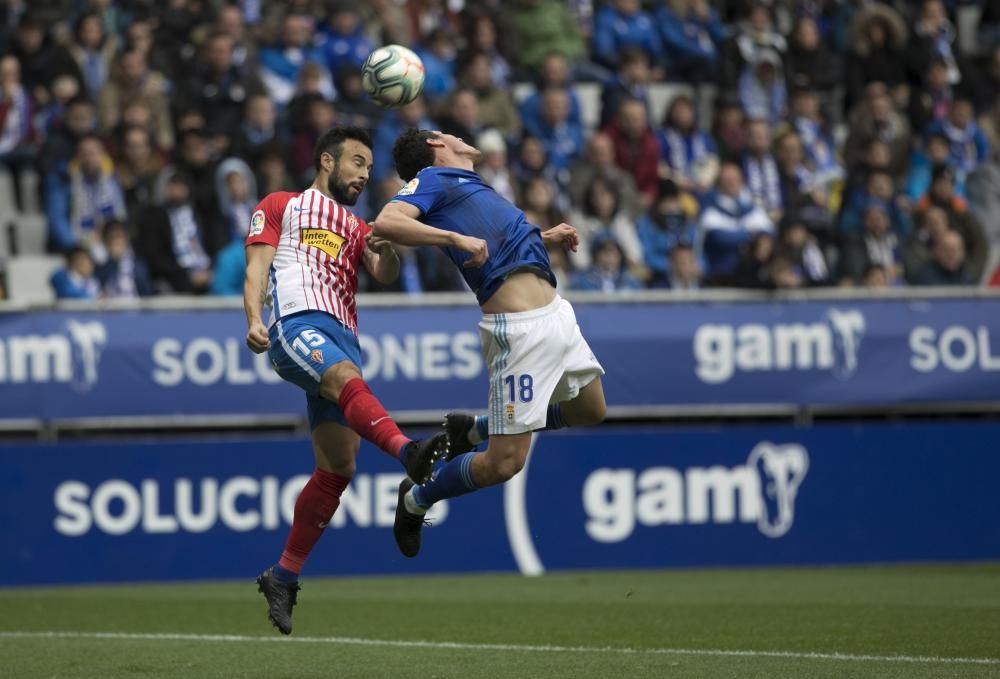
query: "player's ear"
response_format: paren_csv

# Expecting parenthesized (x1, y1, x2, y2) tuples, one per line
(321, 151, 335, 172)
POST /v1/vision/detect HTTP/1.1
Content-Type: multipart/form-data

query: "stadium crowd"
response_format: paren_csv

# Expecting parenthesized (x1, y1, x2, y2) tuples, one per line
(1, 0, 999, 300)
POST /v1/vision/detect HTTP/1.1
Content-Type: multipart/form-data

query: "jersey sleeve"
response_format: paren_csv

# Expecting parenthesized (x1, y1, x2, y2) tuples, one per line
(245, 192, 292, 248)
(390, 169, 443, 216)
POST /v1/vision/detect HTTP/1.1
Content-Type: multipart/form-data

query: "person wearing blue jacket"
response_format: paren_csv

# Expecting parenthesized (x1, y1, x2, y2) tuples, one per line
(593, 0, 663, 70)
(51, 247, 99, 299)
(317, 1, 373, 76)
(697, 162, 774, 278)
(655, 0, 725, 81)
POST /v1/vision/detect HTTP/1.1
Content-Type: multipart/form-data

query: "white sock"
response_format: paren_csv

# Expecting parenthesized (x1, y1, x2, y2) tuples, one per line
(403, 487, 427, 515)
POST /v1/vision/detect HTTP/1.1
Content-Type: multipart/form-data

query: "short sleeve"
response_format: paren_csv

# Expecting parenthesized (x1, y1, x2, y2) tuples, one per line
(390, 169, 443, 216)
(245, 192, 293, 248)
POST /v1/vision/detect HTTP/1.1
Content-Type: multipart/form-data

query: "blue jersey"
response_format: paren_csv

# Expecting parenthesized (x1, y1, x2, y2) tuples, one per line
(391, 166, 556, 305)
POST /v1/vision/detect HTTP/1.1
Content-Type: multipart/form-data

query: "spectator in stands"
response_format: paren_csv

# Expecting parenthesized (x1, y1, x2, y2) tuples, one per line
(729, 231, 776, 289)
(742, 119, 782, 220)
(602, 97, 660, 205)
(458, 51, 519, 138)
(698, 161, 774, 280)
(50, 246, 99, 299)
(99, 48, 173, 152)
(652, 243, 701, 290)
(593, 0, 662, 72)
(720, 1, 785, 91)
(637, 179, 697, 282)
(291, 94, 336, 182)
(788, 87, 842, 189)
(372, 96, 430, 184)
(215, 157, 257, 243)
(844, 3, 907, 112)
(520, 176, 566, 232)
(9, 13, 79, 103)
(524, 86, 584, 173)
(980, 90, 1000, 152)
(774, 128, 833, 232)
(658, 94, 719, 198)
(180, 32, 264, 139)
(506, 0, 586, 73)
(68, 12, 118, 100)
(915, 164, 989, 279)
(906, 133, 961, 202)
(172, 128, 226, 255)
(318, 0, 373, 76)
(926, 95, 991, 182)
(712, 98, 746, 161)
(905, 0, 961, 91)
(966, 149, 1000, 246)
(569, 132, 640, 218)
(739, 48, 787, 126)
(255, 142, 295, 195)
(777, 214, 830, 286)
(863, 263, 889, 288)
(908, 59, 953, 134)
(47, 134, 126, 256)
(904, 204, 951, 280)
(136, 170, 213, 294)
(654, 0, 724, 83)
(41, 95, 97, 240)
(569, 175, 643, 271)
(232, 93, 283, 165)
(116, 126, 163, 217)
(844, 85, 912, 180)
(910, 229, 975, 285)
(571, 233, 643, 292)
(258, 14, 330, 107)
(475, 129, 515, 203)
(287, 61, 331, 132)
(332, 65, 382, 131)
(0, 55, 35, 207)
(519, 53, 583, 135)
(436, 87, 484, 143)
(415, 27, 457, 103)
(599, 47, 651, 129)
(840, 200, 904, 285)
(840, 168, 912, 237)
(512, 136, 563, 198)
(95, 220, 152, 299)
(784, 15, 840, 101)
(460, 9, 511, 89)
(213, 4, 255, 71)
(35, 73, 80, 137)
(126, 18, 173, 80)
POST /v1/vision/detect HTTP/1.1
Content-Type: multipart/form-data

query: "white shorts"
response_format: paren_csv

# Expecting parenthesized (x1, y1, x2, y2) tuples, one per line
(479, 295, 604, 435)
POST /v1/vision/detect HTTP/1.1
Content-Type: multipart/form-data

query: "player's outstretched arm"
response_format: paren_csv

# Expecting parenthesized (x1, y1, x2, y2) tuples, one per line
(374, 201, 488, 268)
(244, 243, 276, 353)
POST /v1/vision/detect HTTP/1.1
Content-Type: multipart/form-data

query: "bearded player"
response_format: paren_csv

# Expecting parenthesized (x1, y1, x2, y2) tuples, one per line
(243, 127, 473, 634)
(374, 129, 608, 558)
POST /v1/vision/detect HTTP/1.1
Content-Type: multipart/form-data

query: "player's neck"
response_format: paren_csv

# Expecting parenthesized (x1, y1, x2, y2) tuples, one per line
(310, 179, 335, 201)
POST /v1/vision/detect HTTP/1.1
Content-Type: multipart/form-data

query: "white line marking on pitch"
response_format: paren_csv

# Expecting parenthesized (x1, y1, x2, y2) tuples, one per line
(0, 631, 996, 666)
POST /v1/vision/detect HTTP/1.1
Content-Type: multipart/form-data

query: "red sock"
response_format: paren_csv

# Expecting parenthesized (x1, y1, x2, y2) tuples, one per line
(278, 468, 350, 574)
(338, 378, 410, 458)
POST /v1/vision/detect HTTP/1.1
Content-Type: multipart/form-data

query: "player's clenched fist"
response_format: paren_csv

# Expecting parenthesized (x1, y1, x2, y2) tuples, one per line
(456, 234, 488, 268)
(542, 223, 580, 252)
(246, 321, 270, 353)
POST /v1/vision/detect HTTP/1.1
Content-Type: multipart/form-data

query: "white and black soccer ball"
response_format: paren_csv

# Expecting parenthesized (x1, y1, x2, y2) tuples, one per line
(361, 45, 425, 108)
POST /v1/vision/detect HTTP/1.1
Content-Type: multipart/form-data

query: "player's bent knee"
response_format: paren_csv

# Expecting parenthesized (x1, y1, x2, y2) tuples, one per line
(490, 454, 525, 482)
(320, 361, 362, 402)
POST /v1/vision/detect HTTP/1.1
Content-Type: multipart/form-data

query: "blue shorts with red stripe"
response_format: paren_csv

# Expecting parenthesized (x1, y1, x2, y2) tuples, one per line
(268, 311, 363, 430)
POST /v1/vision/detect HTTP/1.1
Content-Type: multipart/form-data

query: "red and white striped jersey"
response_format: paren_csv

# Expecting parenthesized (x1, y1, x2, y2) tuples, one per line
(245, 188, 371, 333)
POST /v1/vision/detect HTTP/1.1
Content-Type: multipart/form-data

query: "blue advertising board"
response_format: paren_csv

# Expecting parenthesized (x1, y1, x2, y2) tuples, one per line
(2, 421, 998, 586)
(0, 297, 998, 422)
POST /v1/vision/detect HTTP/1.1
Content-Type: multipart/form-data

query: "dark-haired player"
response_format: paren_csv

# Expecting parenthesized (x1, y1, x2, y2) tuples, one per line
(374, 129, 607, 558)
(244, 127, 449, 634)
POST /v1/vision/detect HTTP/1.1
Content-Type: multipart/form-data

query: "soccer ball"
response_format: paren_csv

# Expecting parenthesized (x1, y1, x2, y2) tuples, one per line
(362, 45, 425, 108)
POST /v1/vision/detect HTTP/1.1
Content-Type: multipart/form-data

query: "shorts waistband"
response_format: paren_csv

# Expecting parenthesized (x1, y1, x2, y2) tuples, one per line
(480, 295, 562, 324)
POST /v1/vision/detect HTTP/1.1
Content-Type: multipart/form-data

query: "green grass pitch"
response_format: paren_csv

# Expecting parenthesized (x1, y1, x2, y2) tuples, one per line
(2, 564, 998, 678)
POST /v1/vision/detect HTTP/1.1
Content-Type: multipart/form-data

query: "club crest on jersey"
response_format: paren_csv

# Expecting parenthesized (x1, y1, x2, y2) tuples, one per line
(397, 178, 419, 196)
(302, 228, 346, 259)
(347, 213, 359, 233)
(248, 210, 265, 236)
(310, 349, 324, 364)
